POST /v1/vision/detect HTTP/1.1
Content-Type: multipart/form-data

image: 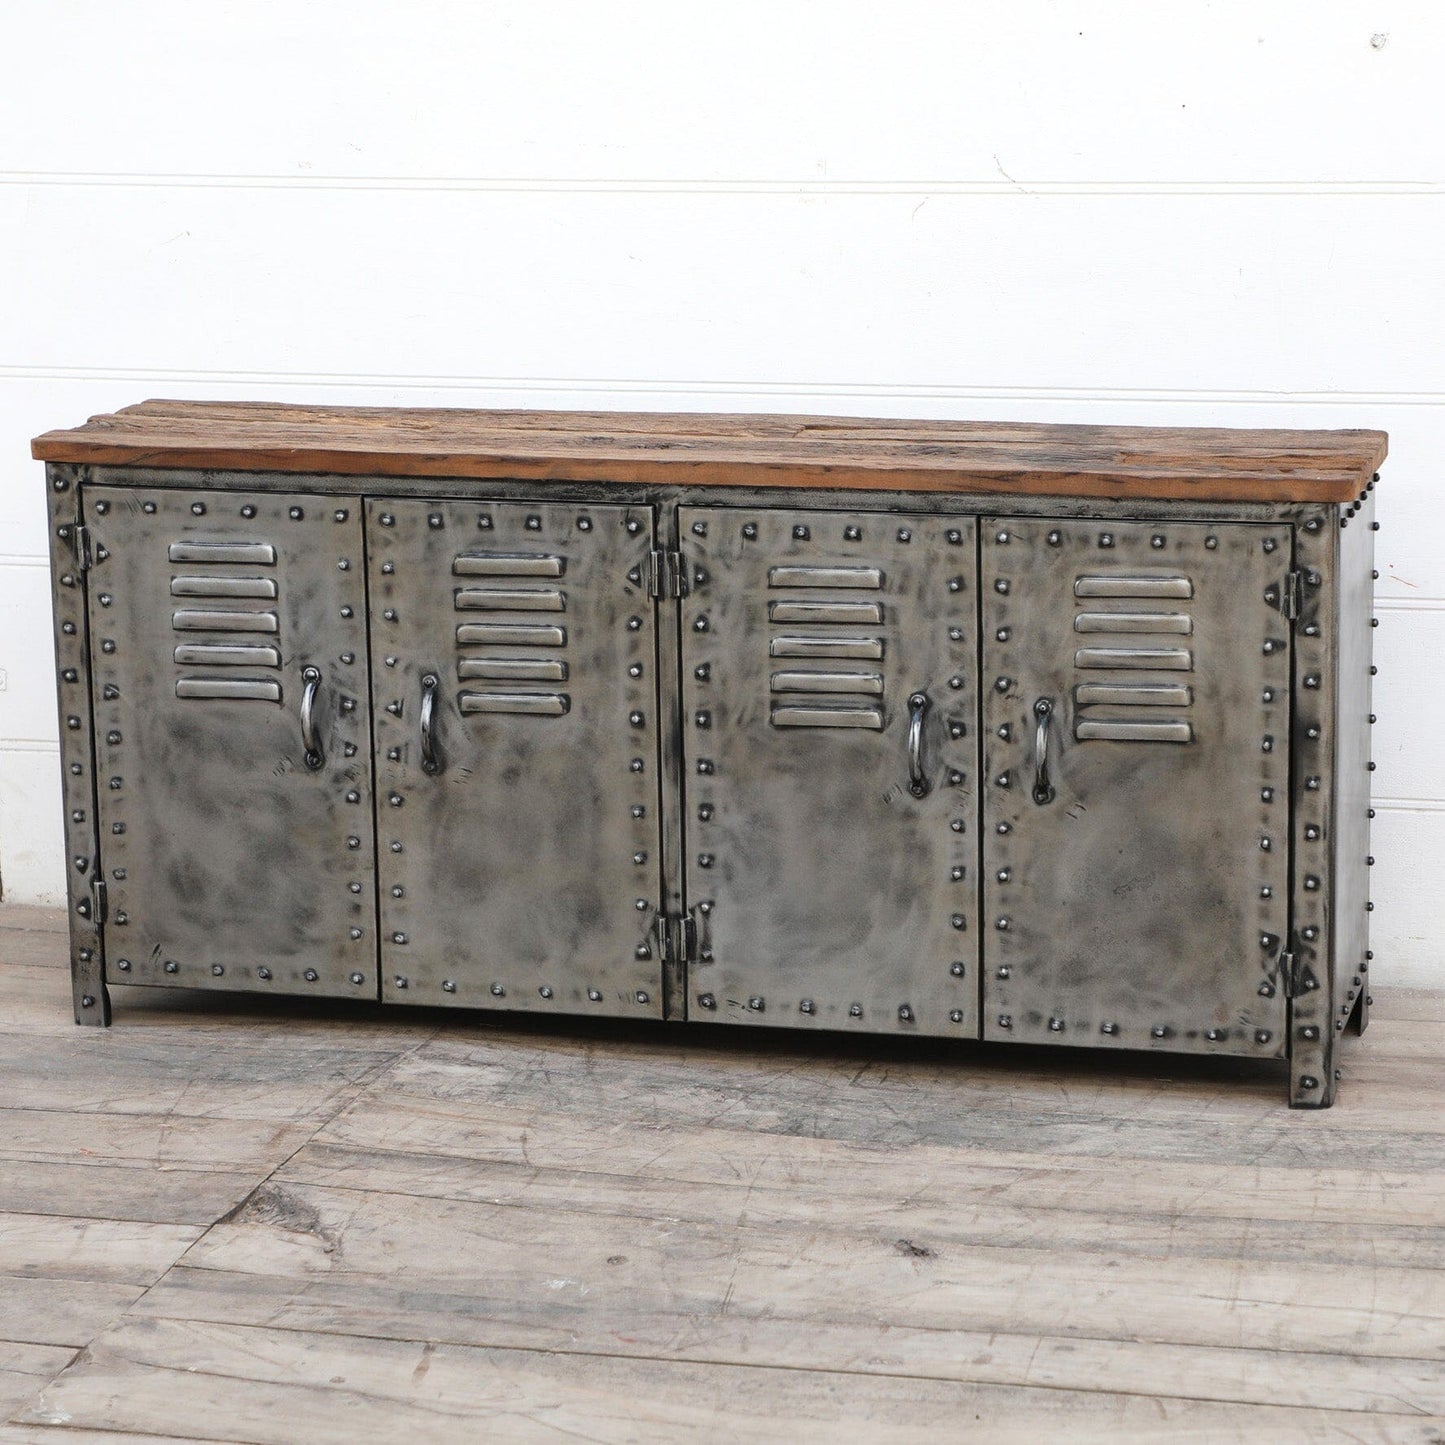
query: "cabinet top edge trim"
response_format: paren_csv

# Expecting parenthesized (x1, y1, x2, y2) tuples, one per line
(33, 401, 1388, 503)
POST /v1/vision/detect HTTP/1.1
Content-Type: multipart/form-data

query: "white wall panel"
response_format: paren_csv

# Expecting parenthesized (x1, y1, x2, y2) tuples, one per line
(2, 3, 1437, 183)
(4, 187, 1441, 393)
(1368, 808, 1445, 989)
(0, 565, 59, 746)
(0, 747, 64, 905)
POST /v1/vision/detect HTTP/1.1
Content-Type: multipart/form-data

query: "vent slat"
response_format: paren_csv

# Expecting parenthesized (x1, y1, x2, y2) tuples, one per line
(453, 553, 565, 578)
(1074, 575, 1194, 599)
(174, 643, 281, 669)
(454, 587, 566, 613)
(176, 677, 282, 703)
(1075, 719, 1194, 744)
(168, 542, 276, 566)
(768, 600, 885, 625)
(170, 575, 277, 599)
(458, 658, 569, 682)
(1074, 683, 1193, 708)
(769, 670, 884, 696)
(459, 691, 571, 717)
(1074, 611, 1193, 635)
(1075, 647, 1192, 671)
(172, 610, 279, 634)
(770, 703, 885, 730)
(767, 565, 884, 590)
(769, 635, 884, 660)
(456, 623, 567, 648)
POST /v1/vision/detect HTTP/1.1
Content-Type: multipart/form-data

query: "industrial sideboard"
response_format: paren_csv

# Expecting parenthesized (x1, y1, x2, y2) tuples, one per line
(34, 403, 1387, 1107)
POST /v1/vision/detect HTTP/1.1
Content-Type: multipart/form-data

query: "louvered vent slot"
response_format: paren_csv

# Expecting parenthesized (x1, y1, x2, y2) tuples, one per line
(168, 540, 282, 702)
(765, 563, 887, 730)
(452, 552, 571, 717)
(1070, 574, 1196, 743)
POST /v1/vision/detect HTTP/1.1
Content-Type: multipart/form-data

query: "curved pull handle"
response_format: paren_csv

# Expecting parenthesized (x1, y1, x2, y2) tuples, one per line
(907, 691, 931, 798)
(1033, 697, 1056, 805)
(420, 673, 442, 775)
(300, 666, 324, 771)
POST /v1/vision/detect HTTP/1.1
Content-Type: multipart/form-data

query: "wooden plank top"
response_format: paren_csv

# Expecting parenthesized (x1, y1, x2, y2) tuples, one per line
(33, 400, 1388, 503)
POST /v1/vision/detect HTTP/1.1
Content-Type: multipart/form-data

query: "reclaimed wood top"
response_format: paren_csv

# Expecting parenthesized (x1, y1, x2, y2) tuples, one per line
(33, 400, 1388, 503)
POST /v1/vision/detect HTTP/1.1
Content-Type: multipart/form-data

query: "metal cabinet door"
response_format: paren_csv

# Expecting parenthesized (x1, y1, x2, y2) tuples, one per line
(680, 507, 978, 1036)
(368, 499, 663, 1016)
(980, 518, 1292, 1055)
(84, 486, 376, 996)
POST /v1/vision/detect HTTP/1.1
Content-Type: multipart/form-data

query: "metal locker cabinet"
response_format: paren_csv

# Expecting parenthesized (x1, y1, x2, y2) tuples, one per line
(677, 506, 979, 1036)
(81, 486, 377, 997)
(979, 518, 1293, 1055)
(366, 498, 665, 1016)
(35, 404, 1388, 1106)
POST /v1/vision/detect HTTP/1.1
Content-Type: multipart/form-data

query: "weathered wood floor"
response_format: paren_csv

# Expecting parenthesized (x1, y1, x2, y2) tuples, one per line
(0, 905, 1442, 1443)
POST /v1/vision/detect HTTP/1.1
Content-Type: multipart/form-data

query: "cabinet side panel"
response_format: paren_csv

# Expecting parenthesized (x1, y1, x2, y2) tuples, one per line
(46, 463, 109, 1023)
(1288, 499, 1358, 1108)
(1332, 494, 1377, 1037)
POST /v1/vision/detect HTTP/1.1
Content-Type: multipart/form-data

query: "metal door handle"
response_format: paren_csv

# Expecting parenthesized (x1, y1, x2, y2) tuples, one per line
(1033, 697, 1055, 805)
(907, 691, 931, 798)
(300, 666, 324, 770)
(420, 673, 442, 774)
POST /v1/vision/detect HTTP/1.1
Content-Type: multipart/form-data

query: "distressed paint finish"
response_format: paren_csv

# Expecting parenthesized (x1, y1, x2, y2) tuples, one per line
(367, 498, 664, 1017)
(679, 507, 979, 1037)
(46, 462, 109, 1024)
(980, 518, 1293, 1056)
(82, 486, 377, 997)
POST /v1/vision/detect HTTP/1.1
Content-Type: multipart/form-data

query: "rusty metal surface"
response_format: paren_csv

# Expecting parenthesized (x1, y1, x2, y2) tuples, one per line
(980, 517, 1293, 1056)
(83, 485, 377, 996)
(678, 506, 979, 1037)
(367, 498, 664, 1017)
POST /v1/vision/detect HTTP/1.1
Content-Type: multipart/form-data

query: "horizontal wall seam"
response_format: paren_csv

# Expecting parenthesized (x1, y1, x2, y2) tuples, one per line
(4, 367, 1444, 406)
(2, 174, 1443, 197)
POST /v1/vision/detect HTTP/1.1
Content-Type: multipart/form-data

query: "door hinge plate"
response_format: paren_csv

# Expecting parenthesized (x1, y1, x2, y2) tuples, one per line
(647, 549, 687, 601)
(89, 875, 108, 925)
(654, 908, 698, 967)
(1281, 570, 1302, 622)
(73, 524, 92, 574)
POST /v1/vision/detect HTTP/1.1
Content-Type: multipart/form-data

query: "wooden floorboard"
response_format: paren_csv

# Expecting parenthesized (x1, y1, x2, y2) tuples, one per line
(1, 906, 1442, 1441)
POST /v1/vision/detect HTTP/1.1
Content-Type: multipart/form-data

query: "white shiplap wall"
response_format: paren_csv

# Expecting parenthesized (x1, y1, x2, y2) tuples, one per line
(2, 3, 1439, 982)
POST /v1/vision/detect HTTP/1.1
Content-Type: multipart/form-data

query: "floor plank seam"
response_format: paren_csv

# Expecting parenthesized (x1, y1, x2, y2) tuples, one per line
(17, 1314, 1445, 1424)
(97, 1294, 1445, 1392)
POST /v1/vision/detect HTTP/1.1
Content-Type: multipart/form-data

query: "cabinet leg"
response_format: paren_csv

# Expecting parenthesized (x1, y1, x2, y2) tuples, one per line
(71, 958, 111, 1027)
(1351, 985, 1371, 1036)
(1288, 1031, 1336, 1109)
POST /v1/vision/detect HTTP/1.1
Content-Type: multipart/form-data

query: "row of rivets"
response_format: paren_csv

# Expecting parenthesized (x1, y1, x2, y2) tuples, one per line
(695, 993, 966, 1024)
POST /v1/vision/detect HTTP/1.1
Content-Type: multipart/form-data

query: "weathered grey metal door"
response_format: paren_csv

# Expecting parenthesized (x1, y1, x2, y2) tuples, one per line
(980, 518, 1292, 1054)
(368, 499, 663, 1015)
(680, 507, 979, 1036)
(84, 485, 376, 995)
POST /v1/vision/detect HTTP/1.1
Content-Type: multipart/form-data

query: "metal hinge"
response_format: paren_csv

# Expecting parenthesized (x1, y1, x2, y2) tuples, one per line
(654, 908, 698, 967)
(1281, 570, 1302, 622)
(89, 875, 108, 925)
(1280, 947, 1320, 1000)
(647, 549, 687, 601)
(72, 524, 93, 574)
